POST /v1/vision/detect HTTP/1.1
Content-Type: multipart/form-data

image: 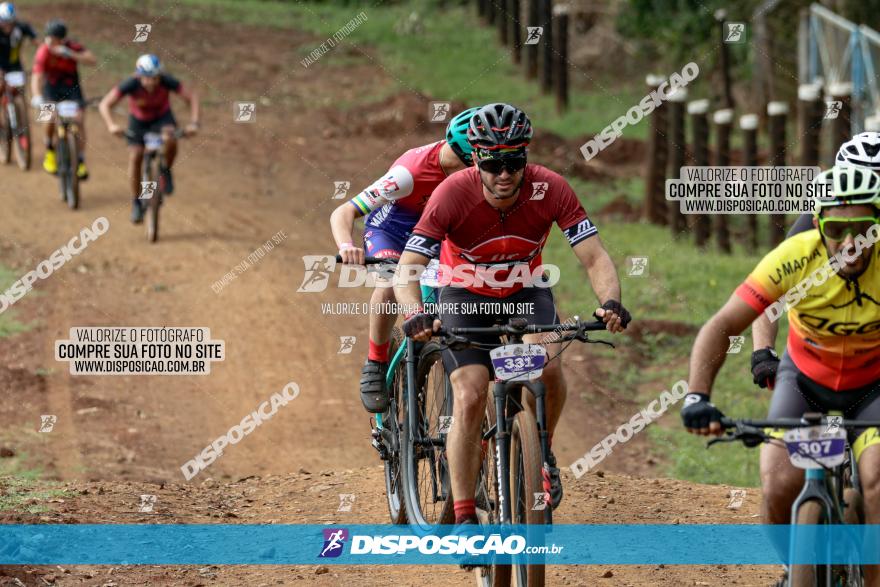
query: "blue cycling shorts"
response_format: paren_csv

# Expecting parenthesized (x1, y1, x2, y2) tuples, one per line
(363, 204, 418, 259)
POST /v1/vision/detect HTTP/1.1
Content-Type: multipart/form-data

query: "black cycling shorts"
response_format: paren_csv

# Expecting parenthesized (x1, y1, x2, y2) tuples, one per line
(768, 351, 880, 460)
(44, 81, 84, 106)
(437, 286, 558, 374)
(126, 110, 177, 146)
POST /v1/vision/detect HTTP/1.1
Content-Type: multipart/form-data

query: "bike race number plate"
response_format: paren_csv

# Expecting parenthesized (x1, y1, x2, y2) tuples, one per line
(144, 132, 163, 151)
(489, 344, 546, 382)
(57, 101, 80, 119)
(783, 426, 847, 469)
(4, 71, 25, 87)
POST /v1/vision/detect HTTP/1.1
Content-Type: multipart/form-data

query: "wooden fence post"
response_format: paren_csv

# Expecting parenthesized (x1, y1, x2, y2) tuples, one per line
(740, 113, 760, 252)
(540, 0, 553, 94)
(688, 99, 710, 248)
(510, 0, 521, 64)
(644, 74, 669, 225)
(667, 86, 688, 236)
(525, 0, 539, 79)
(713, 108, 733, 254)
(553, 5, 569, 113)
(767, 101, 789, 246)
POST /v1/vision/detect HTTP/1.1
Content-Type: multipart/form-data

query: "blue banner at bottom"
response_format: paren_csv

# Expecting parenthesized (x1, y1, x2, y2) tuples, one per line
(1, 524, 879, 565)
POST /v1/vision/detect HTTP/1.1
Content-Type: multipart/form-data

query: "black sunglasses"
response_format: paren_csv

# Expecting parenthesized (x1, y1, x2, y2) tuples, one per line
(477, 156, 527, 175)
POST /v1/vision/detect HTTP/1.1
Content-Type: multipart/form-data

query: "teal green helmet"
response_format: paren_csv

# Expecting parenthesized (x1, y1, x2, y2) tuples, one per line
(446, 107, 480, 166)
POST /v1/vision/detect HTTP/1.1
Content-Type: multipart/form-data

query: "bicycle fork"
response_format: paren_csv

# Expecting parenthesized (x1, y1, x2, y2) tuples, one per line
(494, 381, 512, 524)
(789, 469, 835, 583)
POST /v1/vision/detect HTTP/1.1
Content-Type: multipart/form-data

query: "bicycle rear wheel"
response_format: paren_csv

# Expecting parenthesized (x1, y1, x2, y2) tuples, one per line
(510, 409, 546, 586)
(382, 327, 407, 524)
(12, 95, 30, 170)
(401, 341, 453, 529)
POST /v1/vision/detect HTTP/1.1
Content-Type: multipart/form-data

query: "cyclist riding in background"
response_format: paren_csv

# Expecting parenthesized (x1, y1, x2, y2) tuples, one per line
(681, 164, 880, 586)
(98, 54, 200, 223)
(394, 103, 631, 527)
(329, 106, 480, 413)
(751, 132, 880, 391)
(31, 19, 95, 179)
(0, 2, 36, 85)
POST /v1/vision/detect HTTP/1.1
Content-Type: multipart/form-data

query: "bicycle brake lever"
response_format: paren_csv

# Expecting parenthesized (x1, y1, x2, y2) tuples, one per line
(706, 435, 738, 447)
(572, 329, 615, 348)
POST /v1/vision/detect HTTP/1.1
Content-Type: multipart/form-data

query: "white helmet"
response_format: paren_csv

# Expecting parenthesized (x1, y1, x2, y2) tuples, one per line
(813, 164, 880, 216)
(0, 2, 16, 23)
(135, 54, 161, 76)
(836, 132, 880, 169)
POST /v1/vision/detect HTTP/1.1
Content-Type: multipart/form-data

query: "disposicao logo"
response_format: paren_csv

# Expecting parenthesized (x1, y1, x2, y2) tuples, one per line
(319, 528, 349, 558)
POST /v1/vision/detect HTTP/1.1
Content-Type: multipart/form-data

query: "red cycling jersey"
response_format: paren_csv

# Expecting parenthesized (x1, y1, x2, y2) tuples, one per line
(112, 74, 182, 122)
(406, 164, 597, 297)
(32, 40, 84, 86)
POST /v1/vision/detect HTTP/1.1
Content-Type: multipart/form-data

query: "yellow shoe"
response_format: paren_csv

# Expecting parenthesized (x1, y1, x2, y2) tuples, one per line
(76, 162, 89, 180)
(42, 149, 57, 174)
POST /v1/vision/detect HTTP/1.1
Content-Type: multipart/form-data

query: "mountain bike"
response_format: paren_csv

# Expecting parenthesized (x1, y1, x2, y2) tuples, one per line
(0, 71, 30, 170)
(436, 317, 610, 586)
(711, 412, 880, 587)
(124, 128, 187, 243)
(330, 256, 451, 526)
(49, 99, 92, 210)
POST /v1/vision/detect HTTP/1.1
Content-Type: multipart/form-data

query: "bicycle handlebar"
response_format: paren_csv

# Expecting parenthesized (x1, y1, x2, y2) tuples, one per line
(121, 127, 190, 140)
(719, 416, 880, 430)
(334, 255, 395, 264)
(438, 319, 607, 337)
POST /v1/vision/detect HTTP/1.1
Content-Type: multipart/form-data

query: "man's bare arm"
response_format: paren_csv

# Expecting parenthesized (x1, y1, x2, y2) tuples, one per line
(688, 294, 761, 394)
(751, 311, 779, 350)
(570, 235, 626, 332)
(393, 250, 433, 340)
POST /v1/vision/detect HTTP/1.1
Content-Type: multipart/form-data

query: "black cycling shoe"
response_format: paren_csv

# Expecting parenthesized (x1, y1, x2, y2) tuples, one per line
(131, 199, 145, 224)
(160, 164, 174, 195)
(546, 450, 563, 509)
(360, 359, 389, 413)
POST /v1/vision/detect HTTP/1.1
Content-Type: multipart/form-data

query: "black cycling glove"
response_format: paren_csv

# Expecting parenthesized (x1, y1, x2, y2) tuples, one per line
(598, 299, 632, 329)
(750, 348, 779, 389)
(680, 393, 724, 430)
(403, 312, 436, 338)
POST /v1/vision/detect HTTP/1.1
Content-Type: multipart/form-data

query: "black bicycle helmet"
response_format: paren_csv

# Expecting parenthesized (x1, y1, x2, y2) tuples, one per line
(467, 103, 533, 151)
(45, 19, 66, 39)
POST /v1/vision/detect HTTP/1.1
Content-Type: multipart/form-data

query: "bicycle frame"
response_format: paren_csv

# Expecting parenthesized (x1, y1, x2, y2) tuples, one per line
(377, 282, 437, 430)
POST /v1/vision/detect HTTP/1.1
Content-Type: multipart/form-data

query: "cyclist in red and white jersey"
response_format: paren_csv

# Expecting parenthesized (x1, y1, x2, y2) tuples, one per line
(31, 19, 96, 179)
(394, 103, 631, 523)
(329, 107, 479, 413)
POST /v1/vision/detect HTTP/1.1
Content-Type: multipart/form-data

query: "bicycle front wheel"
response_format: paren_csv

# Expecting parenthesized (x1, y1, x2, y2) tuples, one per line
(61, 130, 79, 209)
(789, 500, 829, 587)
(383, 327, 407, 525)
(401, 341, 453, 529)
(0, 100, 11, 164)
(145, 154, 161, 242)
(12, 94, 29, 170)
(510, 409, 545, 587)
(475, 391, 511, 587)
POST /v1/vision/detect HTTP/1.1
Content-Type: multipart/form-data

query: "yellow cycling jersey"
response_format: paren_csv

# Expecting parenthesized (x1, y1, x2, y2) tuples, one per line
(736, 229, 880, 390)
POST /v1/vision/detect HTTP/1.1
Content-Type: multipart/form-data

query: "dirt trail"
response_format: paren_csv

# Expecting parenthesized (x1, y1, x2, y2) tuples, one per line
(0, 3, 772, 586)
